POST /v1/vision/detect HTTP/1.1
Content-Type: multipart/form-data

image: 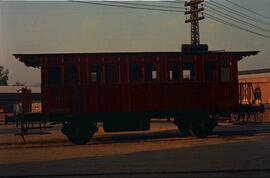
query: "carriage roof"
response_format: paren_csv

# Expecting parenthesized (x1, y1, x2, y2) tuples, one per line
(14, 50, 259, 68)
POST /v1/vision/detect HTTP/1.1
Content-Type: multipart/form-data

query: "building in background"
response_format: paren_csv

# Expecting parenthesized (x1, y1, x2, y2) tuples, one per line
(239, 68, 270, 121)
(0, 86, 41, 123)
(0, 86, 41, 113)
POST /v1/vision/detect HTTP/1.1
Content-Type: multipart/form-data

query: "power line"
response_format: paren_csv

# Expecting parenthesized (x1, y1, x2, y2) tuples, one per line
(205, 6, 270, 33)
(207, 9, 270, 33)
(163, 1, 185, 4)
(205, 13, 270, 39)
(207, 1, 270, 27)
(104, 1, 185, 10)
(69, 0, 270, 39)
(69, 0, 184, 13)
(225, 0, 270, 20)
(102, 1, 270, 35)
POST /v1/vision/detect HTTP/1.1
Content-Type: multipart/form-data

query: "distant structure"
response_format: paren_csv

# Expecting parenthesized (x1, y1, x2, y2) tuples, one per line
(0, 86, 41, 113)
(239, 68, 270, 121)
(182, 0, 208, 52)
(239, 68, 270, 104)
(184, 0, 204, 45)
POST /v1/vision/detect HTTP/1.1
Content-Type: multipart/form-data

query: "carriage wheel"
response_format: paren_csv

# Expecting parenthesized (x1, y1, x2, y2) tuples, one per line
(178, 125, 190, 136)
(189, 117, 217, 138)
(174, 118, 190, 136)
(62, 122, 98, 145)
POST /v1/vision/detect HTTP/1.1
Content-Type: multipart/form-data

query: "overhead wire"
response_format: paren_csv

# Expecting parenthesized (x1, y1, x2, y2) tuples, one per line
(69, 0, 185, 13)
(205, 5, 270, 33)
(162, 1, 185, 4)
(104, 1, 185, 10)
(207, 1, 270, 27)
(225, 0, 270, 20)
(205, 14, 270, 39)
(69, 0, 270, 39)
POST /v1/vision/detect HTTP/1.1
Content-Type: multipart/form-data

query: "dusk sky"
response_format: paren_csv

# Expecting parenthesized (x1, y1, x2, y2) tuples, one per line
(0, 0, 269, 85)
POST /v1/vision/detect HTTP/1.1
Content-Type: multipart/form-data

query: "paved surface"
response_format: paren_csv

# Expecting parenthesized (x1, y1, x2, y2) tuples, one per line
(0, 122, 270, 177)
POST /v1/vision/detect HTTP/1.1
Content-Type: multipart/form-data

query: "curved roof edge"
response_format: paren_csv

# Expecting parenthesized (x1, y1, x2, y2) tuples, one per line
(14, 50, 259, 68)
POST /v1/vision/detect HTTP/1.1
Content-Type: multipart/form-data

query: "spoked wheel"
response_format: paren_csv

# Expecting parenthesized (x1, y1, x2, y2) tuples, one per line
(189, 116, 217, 138)
(189, 119, 209, 138)
(206, 118, 217, 135)
(178, 126, 190, 136)
(174, 118, 190, 136)
(61, 122, 98, 145)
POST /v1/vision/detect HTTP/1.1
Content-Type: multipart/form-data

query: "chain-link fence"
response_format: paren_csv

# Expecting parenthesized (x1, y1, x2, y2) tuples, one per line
(263, 104, 270, 122)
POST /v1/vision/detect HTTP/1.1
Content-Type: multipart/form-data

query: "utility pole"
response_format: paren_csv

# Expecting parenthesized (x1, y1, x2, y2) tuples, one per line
(185, 0, 205, 46)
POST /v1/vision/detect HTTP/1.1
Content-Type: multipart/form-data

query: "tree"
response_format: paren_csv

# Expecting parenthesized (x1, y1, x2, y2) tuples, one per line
(0, 65, 9, 86)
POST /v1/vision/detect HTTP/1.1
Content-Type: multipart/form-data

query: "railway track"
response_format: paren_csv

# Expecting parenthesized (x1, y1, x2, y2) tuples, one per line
(2, 168, 270, 178)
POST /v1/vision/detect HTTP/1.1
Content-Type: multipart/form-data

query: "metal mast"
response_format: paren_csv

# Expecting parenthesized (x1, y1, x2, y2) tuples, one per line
(185, 0, 205, 45)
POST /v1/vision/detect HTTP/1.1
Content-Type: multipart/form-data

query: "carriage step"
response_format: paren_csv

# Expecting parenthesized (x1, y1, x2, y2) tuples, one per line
(21, 126, 54, 130)
(15, 132, 52, 143)
(15, 132, 52, 136)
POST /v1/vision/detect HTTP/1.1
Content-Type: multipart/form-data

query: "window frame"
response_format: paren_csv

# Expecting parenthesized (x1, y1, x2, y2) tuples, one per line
(47, 65, 62, 86)
(105, 63, 120, 84)
(204, 60, 218, 82)
(130, 62, 143, 83)
(182, 60, 197, 81)
(89, 63, 103, 84)
(64, 64, 78, 85)
(167, 62, 181, 82)
(219, 60, 233, 82)
(144, 62, 159, 82)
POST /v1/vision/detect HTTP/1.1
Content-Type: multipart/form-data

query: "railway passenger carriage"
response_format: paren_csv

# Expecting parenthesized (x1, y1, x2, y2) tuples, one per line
(14, 50, 258, 144)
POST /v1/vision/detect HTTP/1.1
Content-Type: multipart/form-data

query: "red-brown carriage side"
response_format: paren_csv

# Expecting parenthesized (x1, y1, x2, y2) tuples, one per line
(13, 50, 258, 144)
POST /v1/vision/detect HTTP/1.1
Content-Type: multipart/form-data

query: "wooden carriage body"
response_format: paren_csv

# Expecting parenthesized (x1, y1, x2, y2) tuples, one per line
(14, 51, 258, 120)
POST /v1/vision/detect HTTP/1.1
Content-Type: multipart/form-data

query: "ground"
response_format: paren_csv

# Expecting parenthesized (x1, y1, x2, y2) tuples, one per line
(0, 121, 270, 177)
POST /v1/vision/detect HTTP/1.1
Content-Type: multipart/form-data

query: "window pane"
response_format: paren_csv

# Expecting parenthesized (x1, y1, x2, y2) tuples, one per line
(90, 64, 102, 83)
(48, 66, 61, 85)
(205, 61, 217, 81)
(221, 67, 230, 82)
(91, 72, 97, 82)
(182, 62, 195, 81)
(145, 63, 157, 81)
(168, 63, 179, 80)
(220, 61, 231, 82)
(64, 65, 77, 84)
(131, 63, 141, 81)
(106, 64, 118, 83)
(183, 70, 191, 80)
(152, 71, 157, 79)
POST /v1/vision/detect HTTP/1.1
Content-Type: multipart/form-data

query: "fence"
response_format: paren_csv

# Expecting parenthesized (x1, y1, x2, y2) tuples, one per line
(263, 105, 270, 122)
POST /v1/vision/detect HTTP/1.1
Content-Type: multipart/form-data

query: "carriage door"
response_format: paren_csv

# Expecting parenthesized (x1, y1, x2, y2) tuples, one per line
(64, 62, 81, 113)
(204, 61, 218, 109)
(47, 65, 64, 113)
(89, 64, 103, 112)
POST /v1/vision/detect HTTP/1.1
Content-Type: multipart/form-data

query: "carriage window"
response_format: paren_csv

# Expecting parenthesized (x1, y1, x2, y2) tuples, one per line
(182, 62, 195, 80)
(106, 64, 118, 83)
(48, 66, 61, 85)
(205, 61, 217, 81)
(221, 67, 231, 81)
(220, 61, 231, 82)
(64, 65, 77, 84)
(90, 64, 102, 83)
(169, 63, 180, 81)
(145, 63, 157, 81)
(131, 63, 141, 81)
